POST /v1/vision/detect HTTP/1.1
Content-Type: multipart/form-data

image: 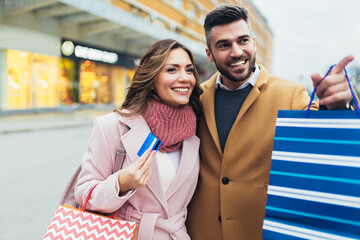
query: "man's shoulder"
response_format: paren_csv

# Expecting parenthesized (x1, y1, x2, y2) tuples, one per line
(258, 64, 305, 90)
(200, 79, 213, 90)
(266, 74, 305, 90)
(200, 72, 218, 91)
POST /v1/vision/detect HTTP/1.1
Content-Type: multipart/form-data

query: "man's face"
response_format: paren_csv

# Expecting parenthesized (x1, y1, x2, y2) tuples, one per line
(206, 19, 256, 90)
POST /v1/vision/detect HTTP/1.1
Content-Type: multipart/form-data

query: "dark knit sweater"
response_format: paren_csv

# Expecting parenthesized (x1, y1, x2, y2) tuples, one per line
(215, 84, 253, 151)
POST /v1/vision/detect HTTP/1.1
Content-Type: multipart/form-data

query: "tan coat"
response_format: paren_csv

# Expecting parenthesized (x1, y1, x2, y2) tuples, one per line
(187, 65, 317, 240)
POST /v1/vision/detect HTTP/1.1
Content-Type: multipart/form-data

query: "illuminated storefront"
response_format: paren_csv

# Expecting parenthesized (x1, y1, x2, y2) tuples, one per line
(60, 39, 137, 107)
(5, 49, 59, 109)
(0, 39, 136, 111)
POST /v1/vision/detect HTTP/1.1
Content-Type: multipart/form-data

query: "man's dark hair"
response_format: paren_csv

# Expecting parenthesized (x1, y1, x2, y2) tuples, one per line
(204, 4, 253, 49)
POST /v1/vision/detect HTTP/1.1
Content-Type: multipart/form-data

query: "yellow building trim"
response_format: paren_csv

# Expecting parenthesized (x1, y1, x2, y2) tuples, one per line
(111, 0, 205, 43)
(196, 0, 216, 10)
(112, 0, 273, 70)
(139, 0, 204, 35)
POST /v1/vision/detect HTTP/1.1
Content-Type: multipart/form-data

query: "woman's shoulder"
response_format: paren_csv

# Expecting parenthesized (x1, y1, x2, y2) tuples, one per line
(95, 111, 121, 125)
(95, 111, 145, 129)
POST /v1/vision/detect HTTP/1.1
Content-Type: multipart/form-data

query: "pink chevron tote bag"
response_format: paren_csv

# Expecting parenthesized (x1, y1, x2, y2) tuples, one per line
(42, 186, 137, 240)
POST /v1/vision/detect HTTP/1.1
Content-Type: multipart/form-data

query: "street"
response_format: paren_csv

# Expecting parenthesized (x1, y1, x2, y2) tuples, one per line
(0, 125, 93, 240)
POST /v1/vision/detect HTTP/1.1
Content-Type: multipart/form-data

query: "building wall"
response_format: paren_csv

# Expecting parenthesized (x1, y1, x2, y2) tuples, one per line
(113, 0, 273, 70)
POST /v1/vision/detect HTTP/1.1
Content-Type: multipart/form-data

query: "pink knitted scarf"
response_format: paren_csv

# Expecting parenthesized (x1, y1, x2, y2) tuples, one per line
(143, 98, 196, 152)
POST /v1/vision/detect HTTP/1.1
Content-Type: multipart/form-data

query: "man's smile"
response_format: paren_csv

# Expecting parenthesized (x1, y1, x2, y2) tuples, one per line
(229, 60, 246, 67)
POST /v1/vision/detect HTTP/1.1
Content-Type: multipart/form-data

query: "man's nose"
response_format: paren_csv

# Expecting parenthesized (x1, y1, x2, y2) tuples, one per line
(230, 43, 243, 58)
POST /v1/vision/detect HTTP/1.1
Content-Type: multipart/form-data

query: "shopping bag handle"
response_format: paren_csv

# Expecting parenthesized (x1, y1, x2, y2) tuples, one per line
(80, 185, 97, 212)
(79, 184, 119, 219)
(305, 64, 360, 118)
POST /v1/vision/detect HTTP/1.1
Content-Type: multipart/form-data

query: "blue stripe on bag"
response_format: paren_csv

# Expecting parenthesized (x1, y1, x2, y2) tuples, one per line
(273, 137, 360, 156)
(269, 171, 360, 197)
(265, 208, 360, 237)
(267, 196, 360, 224)
(275, 127, 360, 141)
(271, 160, 360, 181)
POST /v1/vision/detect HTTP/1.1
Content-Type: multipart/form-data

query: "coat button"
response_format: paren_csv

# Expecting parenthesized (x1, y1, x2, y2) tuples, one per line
(218, 215, 221, 222)
(222, 177, 229, 185)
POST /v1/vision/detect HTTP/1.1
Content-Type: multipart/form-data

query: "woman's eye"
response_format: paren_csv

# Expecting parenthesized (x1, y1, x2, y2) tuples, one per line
(187, 68, 194, 73)
(167, 68, 176, 72)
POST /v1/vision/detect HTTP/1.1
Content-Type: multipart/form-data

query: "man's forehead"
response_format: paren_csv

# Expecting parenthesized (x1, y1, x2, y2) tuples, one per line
(210, 20, 250, 39)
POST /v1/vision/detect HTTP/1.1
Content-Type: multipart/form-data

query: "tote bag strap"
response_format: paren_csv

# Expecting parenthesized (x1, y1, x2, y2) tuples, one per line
(305, 64, 360, 118)
(114, 143, 126, 173)
(79, 185, 123, 220)
(60, 166, 81, 206)
(113, 124, 129, 172)
(80, 185, 98, 212)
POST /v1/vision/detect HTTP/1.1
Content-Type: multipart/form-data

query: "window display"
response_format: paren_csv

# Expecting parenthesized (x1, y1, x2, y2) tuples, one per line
(79, 60, 113, 104)
(6, 49, 59, 109)
(7, 50, 32, 109)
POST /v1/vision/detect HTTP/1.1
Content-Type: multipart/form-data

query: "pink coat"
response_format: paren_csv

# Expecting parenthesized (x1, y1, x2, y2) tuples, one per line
(74, 112, 200, 240)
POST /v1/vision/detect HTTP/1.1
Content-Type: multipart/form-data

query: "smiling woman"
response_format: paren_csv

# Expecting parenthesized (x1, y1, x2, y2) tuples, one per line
(72, 39, 203, 240)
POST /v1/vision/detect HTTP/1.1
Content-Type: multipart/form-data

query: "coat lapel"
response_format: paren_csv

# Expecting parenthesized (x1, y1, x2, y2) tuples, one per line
(201, 74, 222, 156)
(165, 135, 200, 199)
(232, 64, 268, 124)
(119, 114, 168, 211)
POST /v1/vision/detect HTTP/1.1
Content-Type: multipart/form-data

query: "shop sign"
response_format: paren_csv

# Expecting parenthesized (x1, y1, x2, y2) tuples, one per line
(61, 39, 122, 65)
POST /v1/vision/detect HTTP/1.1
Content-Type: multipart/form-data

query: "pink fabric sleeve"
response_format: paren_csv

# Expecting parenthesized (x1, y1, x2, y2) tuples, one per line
(74, 115, 135, 213)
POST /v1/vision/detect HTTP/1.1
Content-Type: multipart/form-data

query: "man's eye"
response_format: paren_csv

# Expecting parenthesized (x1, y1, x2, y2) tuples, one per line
(219, 43, 229, 48)
(240, 39, 249, 44)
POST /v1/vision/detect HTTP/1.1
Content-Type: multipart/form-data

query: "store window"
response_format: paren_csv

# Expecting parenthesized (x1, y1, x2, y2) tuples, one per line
(113, 66, 125, 107)
(6, 49, 59, 109)
(7, 50, 32, 109)
(32, 53, 59, 108)
(79, 60, 113, 104)
(59, 58, 76, 106)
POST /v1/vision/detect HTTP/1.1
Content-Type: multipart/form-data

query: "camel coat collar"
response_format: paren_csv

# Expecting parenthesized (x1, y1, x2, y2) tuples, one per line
(201, 65, 269, 156)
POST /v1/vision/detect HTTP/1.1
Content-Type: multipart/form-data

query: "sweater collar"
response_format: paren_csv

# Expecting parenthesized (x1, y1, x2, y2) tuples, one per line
(216, 63, 260, 91)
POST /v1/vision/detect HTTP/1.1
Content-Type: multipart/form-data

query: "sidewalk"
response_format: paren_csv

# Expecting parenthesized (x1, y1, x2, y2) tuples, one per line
(0, 109, 113, 134)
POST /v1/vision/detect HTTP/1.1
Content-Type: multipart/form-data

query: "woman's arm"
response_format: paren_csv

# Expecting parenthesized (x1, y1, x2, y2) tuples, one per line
(74, 115, 134, 213)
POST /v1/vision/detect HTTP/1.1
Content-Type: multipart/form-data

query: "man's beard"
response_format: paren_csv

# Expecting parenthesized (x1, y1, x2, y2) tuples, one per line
(214, 55, 256, 83)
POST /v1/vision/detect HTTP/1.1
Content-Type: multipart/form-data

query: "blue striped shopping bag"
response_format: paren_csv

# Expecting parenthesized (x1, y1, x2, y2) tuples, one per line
(263, 67, 360, 240)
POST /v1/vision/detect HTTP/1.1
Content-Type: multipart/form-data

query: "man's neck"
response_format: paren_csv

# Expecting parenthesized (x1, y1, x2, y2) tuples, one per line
(221, 72, 253, 90)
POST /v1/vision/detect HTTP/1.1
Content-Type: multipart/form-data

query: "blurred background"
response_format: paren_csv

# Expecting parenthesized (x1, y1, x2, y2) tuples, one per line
(0, 0, 359, 239)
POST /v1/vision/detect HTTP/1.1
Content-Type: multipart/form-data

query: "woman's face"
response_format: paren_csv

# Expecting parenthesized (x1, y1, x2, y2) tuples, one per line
(153, 48, 196, 108)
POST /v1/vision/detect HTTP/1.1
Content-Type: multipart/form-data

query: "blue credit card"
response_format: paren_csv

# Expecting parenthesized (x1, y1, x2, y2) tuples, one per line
(137, 132, 162, 157)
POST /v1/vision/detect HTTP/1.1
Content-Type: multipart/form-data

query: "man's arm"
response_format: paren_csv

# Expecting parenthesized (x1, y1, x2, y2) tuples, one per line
(311, 55, 354, 110)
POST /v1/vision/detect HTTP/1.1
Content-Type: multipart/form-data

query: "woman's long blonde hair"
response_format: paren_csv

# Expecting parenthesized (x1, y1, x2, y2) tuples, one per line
(116, 39, 203, 119)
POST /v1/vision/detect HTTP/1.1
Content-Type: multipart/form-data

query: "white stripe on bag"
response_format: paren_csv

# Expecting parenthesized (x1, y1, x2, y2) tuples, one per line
(272, 151, 360, 168)
(276, 118, 360, 129)
(268, 185, 360, 209)
(263, 220, 358, 240)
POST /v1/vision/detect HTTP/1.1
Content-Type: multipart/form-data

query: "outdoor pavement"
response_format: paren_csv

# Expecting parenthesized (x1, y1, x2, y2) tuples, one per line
(0, 107, 116, 239)
(0, 107, 114, 134)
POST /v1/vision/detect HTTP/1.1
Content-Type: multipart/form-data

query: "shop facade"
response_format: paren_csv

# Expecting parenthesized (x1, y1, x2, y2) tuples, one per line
(0, 26, 137, 112)
(58, 39, 136, 108)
